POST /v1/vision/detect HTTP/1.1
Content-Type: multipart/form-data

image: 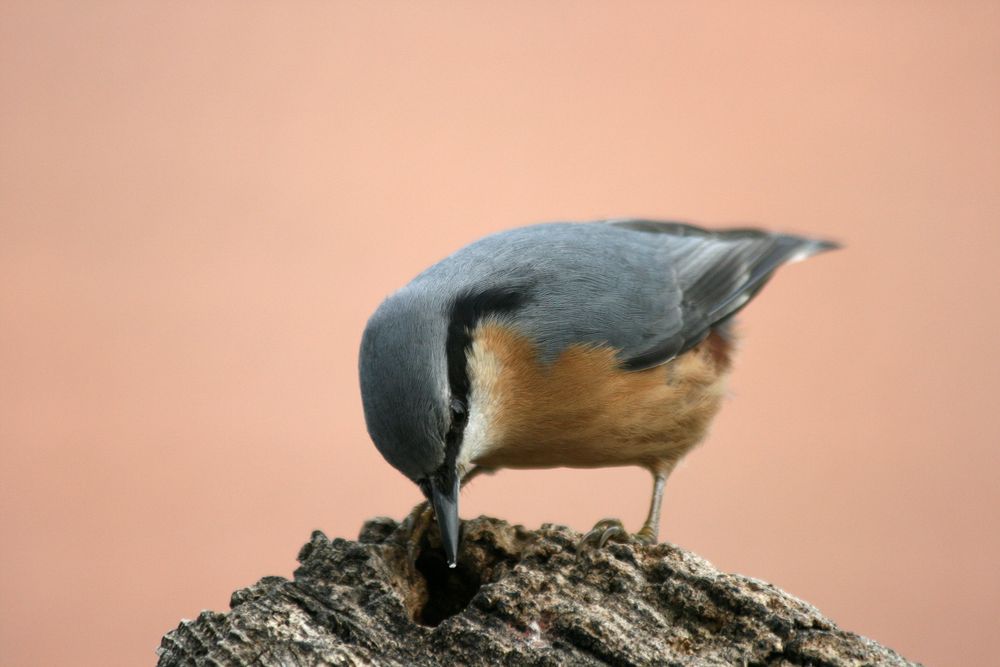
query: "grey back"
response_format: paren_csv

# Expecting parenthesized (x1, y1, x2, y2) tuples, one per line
(404, 219, 836, 369)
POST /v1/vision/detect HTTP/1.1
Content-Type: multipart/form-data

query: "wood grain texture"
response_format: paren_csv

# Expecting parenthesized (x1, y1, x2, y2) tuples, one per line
(156, 517, 919, 666)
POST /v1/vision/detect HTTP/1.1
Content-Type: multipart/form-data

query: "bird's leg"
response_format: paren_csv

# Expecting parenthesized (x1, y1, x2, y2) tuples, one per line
(580, 463, 675, 549)
(400, 502, 435, 560)
(397, 466, 494, 559)
(635, 467, 669, 543)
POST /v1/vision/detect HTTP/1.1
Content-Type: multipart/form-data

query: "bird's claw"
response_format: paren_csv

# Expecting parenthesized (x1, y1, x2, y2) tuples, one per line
(579, 518, 633, 549)
(578, 518, 656, 550)
(393, 500, 435, 561)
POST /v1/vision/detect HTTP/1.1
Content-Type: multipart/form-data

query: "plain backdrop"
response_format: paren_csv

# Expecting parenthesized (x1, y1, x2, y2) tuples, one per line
(2, 2, 998, 665)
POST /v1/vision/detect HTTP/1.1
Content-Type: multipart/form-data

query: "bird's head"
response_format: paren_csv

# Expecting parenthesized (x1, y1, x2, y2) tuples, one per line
(358, 292, 463, 566)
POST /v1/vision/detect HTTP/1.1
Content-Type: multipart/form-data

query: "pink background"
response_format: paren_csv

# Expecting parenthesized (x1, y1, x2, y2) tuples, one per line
(2, 2, 998, 665)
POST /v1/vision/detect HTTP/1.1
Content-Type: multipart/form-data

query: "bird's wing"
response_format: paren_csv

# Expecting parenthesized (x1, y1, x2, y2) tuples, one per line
(419, 219, 837, 371)
(602, 219, 838, 369)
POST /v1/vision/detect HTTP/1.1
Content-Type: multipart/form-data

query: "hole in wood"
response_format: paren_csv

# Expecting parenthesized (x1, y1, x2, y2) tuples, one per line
(413, 545, 482, 627)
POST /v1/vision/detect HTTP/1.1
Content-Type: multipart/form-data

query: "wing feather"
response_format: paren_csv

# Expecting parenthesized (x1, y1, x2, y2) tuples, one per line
(607, 220, 838, 369)
(415, 219, 838, 373)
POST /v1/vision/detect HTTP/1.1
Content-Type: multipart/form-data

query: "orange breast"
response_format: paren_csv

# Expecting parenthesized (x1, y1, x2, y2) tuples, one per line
(465, 321, 732, 474)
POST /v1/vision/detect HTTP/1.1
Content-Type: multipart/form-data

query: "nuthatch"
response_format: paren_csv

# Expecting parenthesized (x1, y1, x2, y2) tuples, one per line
(359, 220, 836, 566)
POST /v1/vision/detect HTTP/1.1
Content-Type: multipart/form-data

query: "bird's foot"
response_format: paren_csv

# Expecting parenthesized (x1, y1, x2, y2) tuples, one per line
(578, 518, 657, 550)
(393, 500, 436, 561)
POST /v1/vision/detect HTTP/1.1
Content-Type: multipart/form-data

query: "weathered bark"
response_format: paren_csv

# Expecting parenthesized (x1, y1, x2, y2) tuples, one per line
(158, 516, 918, 666)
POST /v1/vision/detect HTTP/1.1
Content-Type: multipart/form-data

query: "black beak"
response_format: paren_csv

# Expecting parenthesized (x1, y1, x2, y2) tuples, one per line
(429, 472, 461, 567)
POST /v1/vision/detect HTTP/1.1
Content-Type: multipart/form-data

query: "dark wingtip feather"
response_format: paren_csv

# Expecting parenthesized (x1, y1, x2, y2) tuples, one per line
(606, 219, 843, 253)
(795, 236, 843, 260)
(812, 238, 842, 252)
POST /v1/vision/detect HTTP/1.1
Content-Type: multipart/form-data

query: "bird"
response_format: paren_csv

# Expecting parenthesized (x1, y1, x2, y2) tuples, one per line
(358, 219, 837, 567)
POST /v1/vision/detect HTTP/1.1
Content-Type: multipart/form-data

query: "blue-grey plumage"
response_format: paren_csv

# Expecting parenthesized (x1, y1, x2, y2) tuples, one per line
(358, 219, 837, 565)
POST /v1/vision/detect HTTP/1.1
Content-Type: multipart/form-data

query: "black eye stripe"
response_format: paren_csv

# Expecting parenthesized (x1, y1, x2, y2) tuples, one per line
(443, 285, 531, 463)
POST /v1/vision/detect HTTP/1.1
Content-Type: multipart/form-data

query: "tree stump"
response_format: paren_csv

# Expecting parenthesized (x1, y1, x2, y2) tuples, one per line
(158, 516, 918, 666)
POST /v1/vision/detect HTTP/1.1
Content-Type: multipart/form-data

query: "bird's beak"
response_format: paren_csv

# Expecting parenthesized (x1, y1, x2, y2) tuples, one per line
(429, 471, 460, 568)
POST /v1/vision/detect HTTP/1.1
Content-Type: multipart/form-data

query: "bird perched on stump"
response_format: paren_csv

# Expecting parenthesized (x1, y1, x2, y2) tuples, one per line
(359, 220, 837, 567)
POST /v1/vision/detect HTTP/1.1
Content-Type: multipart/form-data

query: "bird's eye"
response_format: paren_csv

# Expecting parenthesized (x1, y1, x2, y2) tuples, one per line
(449, 397, 466, 415)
